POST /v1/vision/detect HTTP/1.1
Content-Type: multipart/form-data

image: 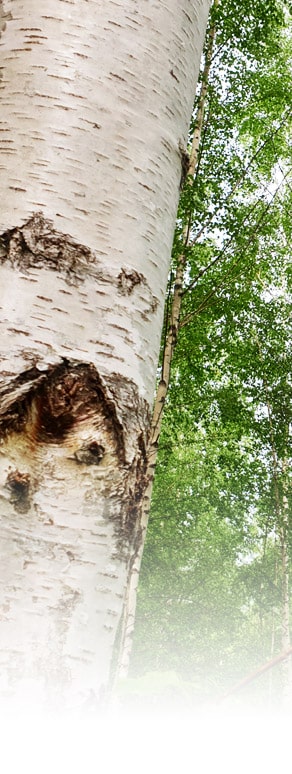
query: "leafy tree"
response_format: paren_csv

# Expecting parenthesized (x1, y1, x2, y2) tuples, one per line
(128, 0, 292, 707)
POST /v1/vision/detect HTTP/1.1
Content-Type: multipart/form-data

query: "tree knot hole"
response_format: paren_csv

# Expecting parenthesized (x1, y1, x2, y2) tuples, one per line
(74, 442, 105, 465)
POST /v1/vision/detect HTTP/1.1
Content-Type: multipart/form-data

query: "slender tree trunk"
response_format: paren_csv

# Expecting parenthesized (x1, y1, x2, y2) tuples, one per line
(0, 0, 210, 710)
(115, 0, 218, 681)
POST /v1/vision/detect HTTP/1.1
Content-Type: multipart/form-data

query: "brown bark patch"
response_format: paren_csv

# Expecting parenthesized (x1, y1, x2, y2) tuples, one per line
(117, 268, 158, 315)
(5, 470, 31, 513)
(0, 360, 126, 463)
(0, 361, 151, 541)
(117, 268, 145, 295)
(0, 212, 97, 281)
(0, 362, 151, 465)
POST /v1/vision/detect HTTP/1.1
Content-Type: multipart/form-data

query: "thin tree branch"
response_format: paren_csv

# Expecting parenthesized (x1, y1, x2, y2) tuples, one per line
(218, 647, 292, 703)
(179, 169, 292, 327)
(185, 107, 292, 256)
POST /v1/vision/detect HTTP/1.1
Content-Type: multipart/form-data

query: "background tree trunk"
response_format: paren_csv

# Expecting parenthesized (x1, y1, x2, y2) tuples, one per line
(0, 0, 210, 709)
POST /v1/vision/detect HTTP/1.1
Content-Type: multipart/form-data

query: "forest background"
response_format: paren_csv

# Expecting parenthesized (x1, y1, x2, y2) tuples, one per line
(122, 0, 292, 710)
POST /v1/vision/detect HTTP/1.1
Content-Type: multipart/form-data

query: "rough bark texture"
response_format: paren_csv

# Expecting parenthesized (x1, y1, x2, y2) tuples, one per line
(0, 0, 210, 708)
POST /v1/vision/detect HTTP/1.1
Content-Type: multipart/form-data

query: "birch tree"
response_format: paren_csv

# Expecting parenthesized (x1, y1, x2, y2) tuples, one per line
(0, 0, 210, 710)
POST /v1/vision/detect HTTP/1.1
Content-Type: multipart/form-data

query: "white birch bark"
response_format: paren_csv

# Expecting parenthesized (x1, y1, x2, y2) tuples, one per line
(0, 0, 210, 709)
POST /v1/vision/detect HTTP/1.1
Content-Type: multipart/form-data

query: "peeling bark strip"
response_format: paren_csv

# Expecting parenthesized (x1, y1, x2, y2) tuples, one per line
(0, 213, 97, 280)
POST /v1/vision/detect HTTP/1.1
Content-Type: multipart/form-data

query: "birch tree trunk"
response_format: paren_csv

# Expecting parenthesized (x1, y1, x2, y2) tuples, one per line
(0, 0, 210, 710)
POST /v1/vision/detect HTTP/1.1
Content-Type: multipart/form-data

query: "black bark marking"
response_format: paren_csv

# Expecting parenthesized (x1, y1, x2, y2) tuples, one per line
(0, 212, 98, 281)
(74, 442, 105, 465)
(170, 68, 179, 82)
(178, 141, 190, 190)
(110, 71, 125, 81)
